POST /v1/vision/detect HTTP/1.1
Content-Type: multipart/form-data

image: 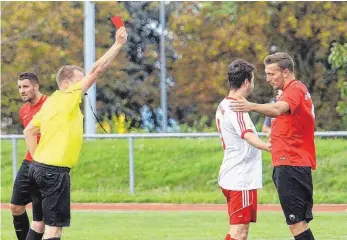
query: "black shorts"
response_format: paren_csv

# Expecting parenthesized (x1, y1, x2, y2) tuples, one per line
(11, 160, 43, 221)
(272, 166, 313, 225)
(28, 161, 71, 227)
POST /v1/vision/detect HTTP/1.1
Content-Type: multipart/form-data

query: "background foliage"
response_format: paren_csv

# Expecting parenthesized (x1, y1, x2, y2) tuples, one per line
(2, 2, 346, 133)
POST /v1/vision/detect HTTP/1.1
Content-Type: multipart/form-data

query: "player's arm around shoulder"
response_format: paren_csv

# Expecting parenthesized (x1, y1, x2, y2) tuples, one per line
(82, 27, 128, 94)
(269, 101, 290, 116)
(243, 131, 271, 152)
(229, 96, 290, 118)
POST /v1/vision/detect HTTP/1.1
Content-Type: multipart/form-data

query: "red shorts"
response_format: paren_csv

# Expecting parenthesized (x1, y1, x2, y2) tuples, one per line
(221, 188, 258, 224)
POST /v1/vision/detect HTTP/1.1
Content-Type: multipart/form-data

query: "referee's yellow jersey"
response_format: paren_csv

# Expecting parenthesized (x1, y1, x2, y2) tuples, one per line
(31, 81, 83, 168)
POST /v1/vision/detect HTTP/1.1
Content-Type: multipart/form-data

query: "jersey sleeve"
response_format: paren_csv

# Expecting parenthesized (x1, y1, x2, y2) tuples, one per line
(280, 85, 303, 114)
(30, 99, 51, 127)
(30, 108, 44, 127)
(229, 111, 254, 139)
(66, 81, 82, 111)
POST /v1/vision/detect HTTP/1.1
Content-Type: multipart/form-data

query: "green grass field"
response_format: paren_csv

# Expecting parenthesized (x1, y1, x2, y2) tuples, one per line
(1, 210, 346, 240)
(1, 138, 347, 203)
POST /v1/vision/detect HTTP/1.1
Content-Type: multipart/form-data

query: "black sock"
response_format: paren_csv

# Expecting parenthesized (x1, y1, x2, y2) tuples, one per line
(295, 228, 315, 240)
(13, 211, 30, 240)
(26, 228, 44, 240)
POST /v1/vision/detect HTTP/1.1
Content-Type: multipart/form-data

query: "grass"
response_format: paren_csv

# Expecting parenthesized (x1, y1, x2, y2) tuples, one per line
(1, 138, 347, 203)
(1, 210, 347, 240)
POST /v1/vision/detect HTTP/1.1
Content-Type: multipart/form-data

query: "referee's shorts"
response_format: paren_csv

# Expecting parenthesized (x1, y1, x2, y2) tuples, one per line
(28, 161, 71, 227)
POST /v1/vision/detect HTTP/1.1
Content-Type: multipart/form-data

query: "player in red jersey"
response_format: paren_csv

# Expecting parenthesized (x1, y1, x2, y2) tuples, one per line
(230, 52, 316, 240)
(11, 72, 48, 240)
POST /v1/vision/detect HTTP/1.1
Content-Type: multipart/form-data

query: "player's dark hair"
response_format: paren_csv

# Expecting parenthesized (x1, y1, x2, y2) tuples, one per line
(18, 72, 39, 85)
(228, 59, 255, 89)
(264, 52, 294, 72)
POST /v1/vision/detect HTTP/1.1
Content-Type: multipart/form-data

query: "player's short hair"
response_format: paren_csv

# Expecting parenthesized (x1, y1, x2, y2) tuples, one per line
(264, 52, 294, 72)
(19, 72, 39, 85)
(228, 59, 255, 89)
(56, 65, 84, 85)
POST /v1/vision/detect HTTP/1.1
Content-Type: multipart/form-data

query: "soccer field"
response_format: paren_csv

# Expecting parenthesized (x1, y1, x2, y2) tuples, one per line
(1, 210, 346, 240)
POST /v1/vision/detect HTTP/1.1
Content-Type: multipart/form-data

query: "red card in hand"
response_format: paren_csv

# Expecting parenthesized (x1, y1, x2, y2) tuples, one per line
(111, 16, 124, 29)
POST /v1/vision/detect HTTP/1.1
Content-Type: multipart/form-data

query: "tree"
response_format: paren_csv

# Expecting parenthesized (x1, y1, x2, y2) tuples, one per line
(96, 2, 177, 130)
(2, 2, 346, 133)
(266, 2, 347, 130)
(169, 2, 273, 126)
(328, 42, 347, 127)
(1, 2, 177, 133)
(168, 2, 347, 130)
(1, 2, 85, 133)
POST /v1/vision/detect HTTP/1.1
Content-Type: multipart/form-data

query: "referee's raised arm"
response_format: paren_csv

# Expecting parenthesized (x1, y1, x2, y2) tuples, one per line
(82, 27, 128, 94)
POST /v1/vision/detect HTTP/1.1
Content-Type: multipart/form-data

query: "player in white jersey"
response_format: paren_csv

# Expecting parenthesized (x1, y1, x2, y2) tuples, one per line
(216, 59, 271, 240)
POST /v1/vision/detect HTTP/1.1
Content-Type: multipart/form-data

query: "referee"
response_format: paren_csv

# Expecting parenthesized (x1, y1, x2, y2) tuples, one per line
(23, 27, 127, 240)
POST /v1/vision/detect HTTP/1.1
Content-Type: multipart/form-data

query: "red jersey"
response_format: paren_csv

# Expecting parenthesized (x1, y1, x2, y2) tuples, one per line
(19, 95, 48, 161)
(270, 80, 316, 170)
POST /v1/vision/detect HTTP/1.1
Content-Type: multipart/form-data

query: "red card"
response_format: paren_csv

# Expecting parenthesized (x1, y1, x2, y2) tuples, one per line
(111, 16, 124, 29)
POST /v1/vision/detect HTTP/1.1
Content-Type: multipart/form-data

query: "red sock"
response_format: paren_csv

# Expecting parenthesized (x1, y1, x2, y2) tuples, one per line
(225, 234, 237, 240)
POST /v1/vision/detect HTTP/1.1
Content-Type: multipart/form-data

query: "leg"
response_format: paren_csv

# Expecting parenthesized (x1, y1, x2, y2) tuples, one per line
(43, 226, 62, 239)
(289, 221, 308, 235)
(11, 161, 32, 240)
(26, 226, 45, 240)
(290, 222, 315, 240)
(229, 224, 250, 240)
(289, 167, 315, 240)
(10, 204, 26, 216)
(11, 204, 29, 240)
(26, 163, 45, 240)
(30, 180, 45, 234)
(222, 188, 257, 240)
(38, 166, 71, 239)
(26, 194, 45, 239)
(273, 166, 315, 240)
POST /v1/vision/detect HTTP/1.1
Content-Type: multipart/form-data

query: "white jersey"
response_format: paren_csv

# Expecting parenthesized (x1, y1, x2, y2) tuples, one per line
(215, 98, 262, 191)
